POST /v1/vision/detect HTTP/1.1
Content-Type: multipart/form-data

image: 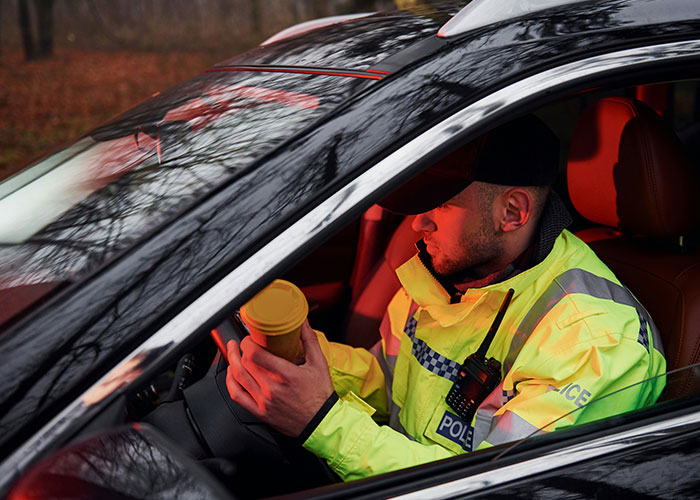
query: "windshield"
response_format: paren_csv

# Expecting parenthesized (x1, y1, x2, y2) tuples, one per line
(0, 69, 373, 330)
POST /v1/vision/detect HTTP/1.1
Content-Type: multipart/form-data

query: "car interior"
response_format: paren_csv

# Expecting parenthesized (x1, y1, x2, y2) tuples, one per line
(11, 77, 700, 499)
(148, 78, 700, 497)
(290, 81, 700, 386)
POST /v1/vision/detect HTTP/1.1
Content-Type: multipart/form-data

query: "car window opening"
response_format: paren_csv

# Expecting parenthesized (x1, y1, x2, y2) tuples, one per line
(207, 78, 699, 487)
(125, 79, 700, 496)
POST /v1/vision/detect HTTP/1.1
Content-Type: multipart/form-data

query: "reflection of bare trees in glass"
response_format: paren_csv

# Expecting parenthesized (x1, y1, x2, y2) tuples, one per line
(218, 7, 444, 69)
(510, 1, 626, 41)
(0, 70, 362, 290)
(0, 69, 372, 449)
(14, 426, 222, 499)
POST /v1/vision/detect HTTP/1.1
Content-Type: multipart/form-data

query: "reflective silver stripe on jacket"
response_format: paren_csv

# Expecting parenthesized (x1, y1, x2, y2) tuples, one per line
(371, 340, 402, 428)
(469, 380, 542, 451)
(504, 268, 664, 373)
(470, 268, 664, 449)
(399, 268, 661, 385)
(483, 409, 542, 447)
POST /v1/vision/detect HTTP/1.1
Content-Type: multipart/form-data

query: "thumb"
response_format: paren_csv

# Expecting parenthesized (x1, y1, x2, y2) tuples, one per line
(299, 320, 326, 365)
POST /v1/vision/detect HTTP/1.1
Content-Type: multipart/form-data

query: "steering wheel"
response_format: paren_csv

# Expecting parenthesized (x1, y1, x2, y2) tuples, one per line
(143, 316, 336, 497)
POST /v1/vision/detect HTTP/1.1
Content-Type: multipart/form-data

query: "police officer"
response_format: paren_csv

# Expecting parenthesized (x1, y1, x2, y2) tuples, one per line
(225, 115, 666, 481)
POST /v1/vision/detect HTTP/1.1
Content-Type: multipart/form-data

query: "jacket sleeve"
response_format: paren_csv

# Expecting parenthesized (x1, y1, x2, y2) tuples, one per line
(303, 396, 457, 481)
(315, 331, 389, 421)
(305, 302, 666, 480)
(306, 287, 459, 481)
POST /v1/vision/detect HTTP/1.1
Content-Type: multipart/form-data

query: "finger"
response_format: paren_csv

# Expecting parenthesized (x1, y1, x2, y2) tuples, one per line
(240, 335, 293, 375)
(299, 320, 326, 366)
(227, 339, 264, 397)
(225, 368, 264, 419)
(225, 339, 239, 364)
(226, 339, 241, 366)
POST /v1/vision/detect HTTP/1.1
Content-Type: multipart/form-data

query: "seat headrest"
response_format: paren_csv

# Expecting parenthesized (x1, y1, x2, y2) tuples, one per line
(567, 97, 700, 238)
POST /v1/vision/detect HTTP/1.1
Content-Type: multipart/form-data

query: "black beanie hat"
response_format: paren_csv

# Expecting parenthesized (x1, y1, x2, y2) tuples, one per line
(379, 115, 560, 215)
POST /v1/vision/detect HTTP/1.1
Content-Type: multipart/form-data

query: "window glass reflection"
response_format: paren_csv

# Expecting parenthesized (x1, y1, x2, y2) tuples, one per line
(0, 71, 370, 328)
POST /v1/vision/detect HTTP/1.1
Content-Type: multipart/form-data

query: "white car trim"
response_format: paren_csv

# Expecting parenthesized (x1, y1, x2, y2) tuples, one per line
(261, 13, 375, 45)
(438, 0, 587, 37)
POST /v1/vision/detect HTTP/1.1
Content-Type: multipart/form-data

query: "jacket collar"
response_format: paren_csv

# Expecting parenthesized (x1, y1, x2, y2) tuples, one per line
(397, 235, 568, 328)
(396, 191, 573, 328)
(405, 190, 573, 302)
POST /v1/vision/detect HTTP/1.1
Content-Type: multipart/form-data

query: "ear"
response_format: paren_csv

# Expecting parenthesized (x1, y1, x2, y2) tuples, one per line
(499, 188, 533, 232)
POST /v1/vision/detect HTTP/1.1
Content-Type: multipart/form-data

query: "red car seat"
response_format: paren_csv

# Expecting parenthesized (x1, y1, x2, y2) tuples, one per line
(568, 96, 700, 399)
(344, 214, 420, 348)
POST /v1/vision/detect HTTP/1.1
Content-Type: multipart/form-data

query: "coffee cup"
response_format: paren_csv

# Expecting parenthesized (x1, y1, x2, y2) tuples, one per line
(239, 279, 308, 363)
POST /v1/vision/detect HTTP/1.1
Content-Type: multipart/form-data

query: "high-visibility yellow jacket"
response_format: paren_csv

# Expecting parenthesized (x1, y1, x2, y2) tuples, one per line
(304, 230, 666, 481)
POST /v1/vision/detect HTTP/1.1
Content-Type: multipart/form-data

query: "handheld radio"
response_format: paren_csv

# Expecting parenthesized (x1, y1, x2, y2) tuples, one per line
(446, 288, 514, 422)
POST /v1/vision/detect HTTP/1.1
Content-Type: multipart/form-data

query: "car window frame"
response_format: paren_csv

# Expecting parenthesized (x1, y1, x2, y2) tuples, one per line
(3, 37, 700, 498)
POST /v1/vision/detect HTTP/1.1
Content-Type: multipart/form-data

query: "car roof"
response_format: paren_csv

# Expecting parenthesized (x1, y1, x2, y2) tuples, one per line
(1, 0, 700, 469)
(218, 2, 460, 70)
(221, 0, 699, 73)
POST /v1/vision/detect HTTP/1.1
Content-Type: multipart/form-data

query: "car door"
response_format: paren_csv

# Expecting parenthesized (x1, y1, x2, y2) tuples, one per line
(4, 4, 700, 498)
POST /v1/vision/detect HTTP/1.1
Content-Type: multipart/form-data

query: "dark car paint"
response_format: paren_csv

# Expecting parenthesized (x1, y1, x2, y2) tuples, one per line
(1, 0, 700, 488)
(217, 3, 460, 70)
(470, 420, 700, 499)
(480, 431, 700, 499)
(10, 424, 232, 500)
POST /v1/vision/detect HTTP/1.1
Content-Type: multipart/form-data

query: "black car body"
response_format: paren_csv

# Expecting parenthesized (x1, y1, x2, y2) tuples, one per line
(2, 0, 700, 498)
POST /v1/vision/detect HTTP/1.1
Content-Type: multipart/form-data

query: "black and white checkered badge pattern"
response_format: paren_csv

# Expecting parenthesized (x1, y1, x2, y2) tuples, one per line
(637, 316, 650, 352)
(502, 389, 515, 404)
(404, 316, 461, 382)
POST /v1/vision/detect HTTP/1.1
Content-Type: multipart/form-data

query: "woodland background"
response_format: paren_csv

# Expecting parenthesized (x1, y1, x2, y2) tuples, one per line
(0, 0, 407, 180)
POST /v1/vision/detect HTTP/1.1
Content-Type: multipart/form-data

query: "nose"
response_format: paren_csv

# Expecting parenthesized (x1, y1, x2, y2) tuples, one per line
(412, 212, 436, 233)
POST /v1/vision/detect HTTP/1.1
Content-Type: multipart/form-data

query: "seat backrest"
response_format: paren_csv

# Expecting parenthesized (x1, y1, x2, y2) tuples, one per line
(344, 215, 420, 348)
(568, 96, 700, 398)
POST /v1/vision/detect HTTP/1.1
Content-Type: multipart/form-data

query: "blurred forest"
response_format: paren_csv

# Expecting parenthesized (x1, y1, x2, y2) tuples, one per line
(0, 0, 404, 179)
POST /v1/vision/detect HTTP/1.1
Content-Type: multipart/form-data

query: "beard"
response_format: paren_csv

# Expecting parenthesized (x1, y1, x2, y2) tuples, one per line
(428, 225, 504, 279)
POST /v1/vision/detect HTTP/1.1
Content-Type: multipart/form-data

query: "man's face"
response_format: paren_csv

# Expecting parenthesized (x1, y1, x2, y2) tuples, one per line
(411, 183, 504, 277)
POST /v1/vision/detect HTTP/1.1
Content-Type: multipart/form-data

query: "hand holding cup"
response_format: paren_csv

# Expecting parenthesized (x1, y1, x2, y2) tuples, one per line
(239, 279, 308, 363)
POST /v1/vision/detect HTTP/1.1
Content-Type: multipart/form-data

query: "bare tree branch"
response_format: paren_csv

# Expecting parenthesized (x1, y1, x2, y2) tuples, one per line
(18, 0, 36, 61)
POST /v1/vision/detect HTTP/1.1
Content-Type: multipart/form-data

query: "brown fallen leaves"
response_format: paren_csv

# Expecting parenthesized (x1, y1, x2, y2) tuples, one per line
(0, 47, 223, 181)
